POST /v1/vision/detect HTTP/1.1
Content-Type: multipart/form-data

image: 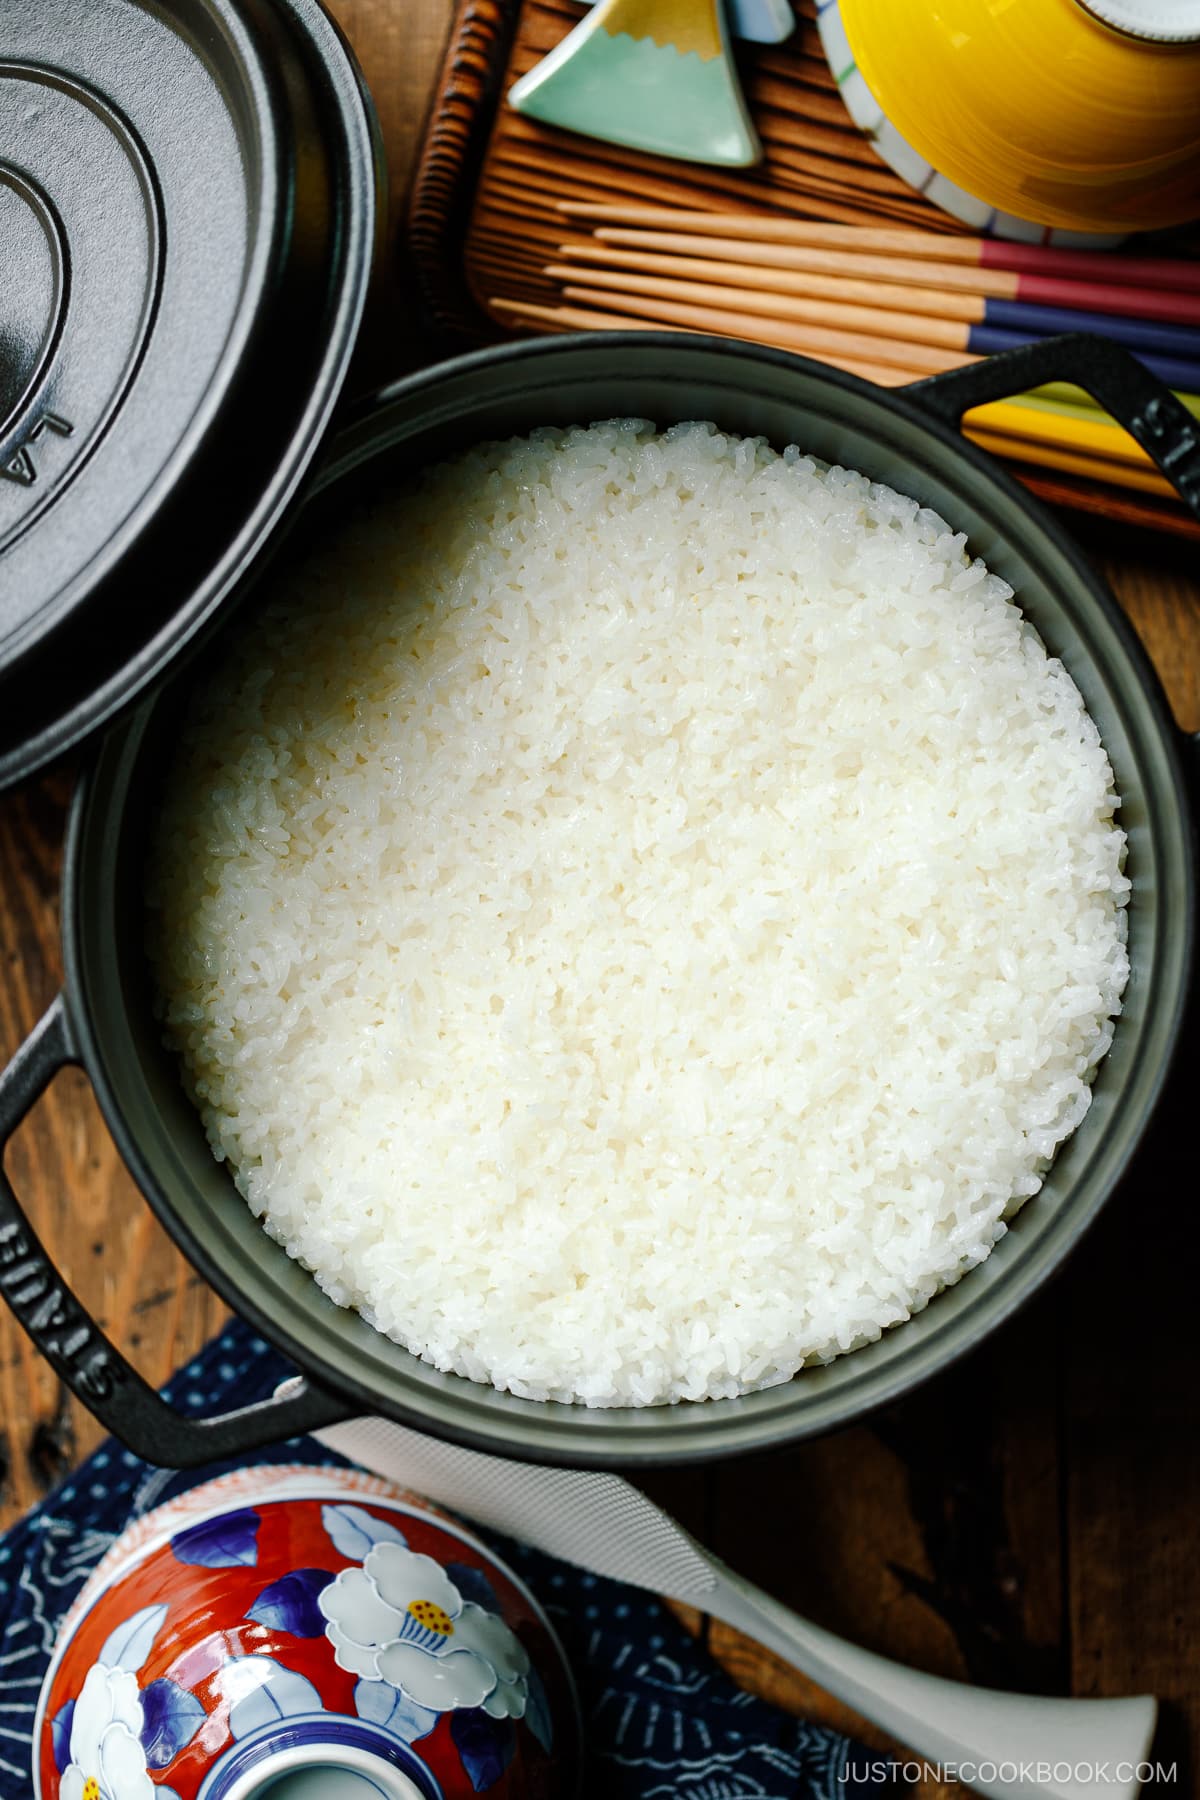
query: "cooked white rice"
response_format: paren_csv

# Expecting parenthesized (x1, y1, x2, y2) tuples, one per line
(147, 421, 1129, 1407)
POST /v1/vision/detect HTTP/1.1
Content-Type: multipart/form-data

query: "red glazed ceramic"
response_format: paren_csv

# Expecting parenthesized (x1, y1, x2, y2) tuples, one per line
(34, 1465, 580, 1800)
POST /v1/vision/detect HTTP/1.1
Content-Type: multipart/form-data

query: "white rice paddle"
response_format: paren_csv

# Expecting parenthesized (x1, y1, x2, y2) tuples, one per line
(311, 1412, 1156, 1800)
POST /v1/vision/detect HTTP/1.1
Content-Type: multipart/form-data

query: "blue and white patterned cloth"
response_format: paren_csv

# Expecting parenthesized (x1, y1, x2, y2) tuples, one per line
(0, 1320, 898, 1798)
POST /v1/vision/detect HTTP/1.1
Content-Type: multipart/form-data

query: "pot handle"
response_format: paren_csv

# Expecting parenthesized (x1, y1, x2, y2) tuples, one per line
(0, 995, 352, 1467)
(903, 331, 1200, 526)
(906, 333, 1200, 786)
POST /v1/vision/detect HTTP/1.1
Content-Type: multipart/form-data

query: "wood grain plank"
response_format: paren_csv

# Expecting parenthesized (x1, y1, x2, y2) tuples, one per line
(439, 0, 977, 338)
(0, 774, 229, 1530)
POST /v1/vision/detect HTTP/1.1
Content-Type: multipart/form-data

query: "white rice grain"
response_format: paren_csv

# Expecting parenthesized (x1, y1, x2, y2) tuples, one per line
(147, 422, 1129, 1406)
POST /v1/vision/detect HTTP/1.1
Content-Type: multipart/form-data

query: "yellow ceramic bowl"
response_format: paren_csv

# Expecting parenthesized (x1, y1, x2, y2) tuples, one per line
(831, 0, 1200, 237)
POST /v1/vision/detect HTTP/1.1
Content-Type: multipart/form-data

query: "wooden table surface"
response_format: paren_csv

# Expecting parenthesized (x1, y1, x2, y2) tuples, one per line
(2, 5, 1198, 1793)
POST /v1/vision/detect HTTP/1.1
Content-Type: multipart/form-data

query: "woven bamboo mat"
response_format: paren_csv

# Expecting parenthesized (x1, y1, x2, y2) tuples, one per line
(470, 0, 973, 297)
(406, 0, 1198, 536)
(410, 0, 968, 337)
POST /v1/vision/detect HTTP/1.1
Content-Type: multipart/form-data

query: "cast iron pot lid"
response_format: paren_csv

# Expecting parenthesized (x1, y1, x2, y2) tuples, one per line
(0, 0, 379, 789)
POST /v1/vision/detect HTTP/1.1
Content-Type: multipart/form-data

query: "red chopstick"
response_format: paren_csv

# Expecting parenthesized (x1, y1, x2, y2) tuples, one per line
(978, 240, 1200, 294)
(560, 208, 1200, 299)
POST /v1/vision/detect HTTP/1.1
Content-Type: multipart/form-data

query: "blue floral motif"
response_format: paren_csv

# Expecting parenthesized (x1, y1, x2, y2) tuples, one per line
(321, 1502, 408, 1561)
(353, 1678, 438, 1743)
(226, 1656, 324, 1740)
(171, 1507, 259, 1568)
(0, 1317, 895, 1800)
(450, 1709, 516, 1793)
(140, 1678, 206, 1769)
(246, 1568, 333, 1637)
(524, 1666, 554, 1754)
(444, 1563, 501, 1614)
(98, 1601, 167, 1672)
(50, 1699, 75, 1775)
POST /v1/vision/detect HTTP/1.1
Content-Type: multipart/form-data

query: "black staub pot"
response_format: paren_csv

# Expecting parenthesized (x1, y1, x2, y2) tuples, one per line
(1, 332, 1197, 1468)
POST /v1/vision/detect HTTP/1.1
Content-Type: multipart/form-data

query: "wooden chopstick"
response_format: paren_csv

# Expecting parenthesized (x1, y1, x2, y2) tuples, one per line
(536, 270, 1167, 468)
(552, 241, 988, 320)
(964, 402, 1157, 470)
(1035, 382, 1200, 420)
(543, 261, 1200, 388)
(558, 206, 1200, 292)
(1016, 470, 1200, 540)
(552, 206, 1007, 249)
(581, 230, 1200, 326)
(490, 297, 910, 384)
(587, 229, 1026, 295)
(545, 262, 972, 348)
(467, 0, 1196, 525)
(963, 429, 1174, 498)
(488, 297, 1182, 505)
(553, 284, 969, 373)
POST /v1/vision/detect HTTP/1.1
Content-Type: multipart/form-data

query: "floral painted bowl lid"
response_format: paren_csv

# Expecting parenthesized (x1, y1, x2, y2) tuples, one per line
(34, 1465, 580, 1800)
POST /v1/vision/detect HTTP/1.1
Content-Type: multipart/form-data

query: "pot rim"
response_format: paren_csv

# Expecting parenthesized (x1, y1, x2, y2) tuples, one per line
(58, 333, 1199, 1465)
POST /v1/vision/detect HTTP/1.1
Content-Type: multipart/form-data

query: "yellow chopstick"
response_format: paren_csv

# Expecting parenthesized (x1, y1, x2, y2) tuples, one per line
(966, 400, 1156, 470)
(963, 429, 1175, 497)
(1032, 383, 1200, 423)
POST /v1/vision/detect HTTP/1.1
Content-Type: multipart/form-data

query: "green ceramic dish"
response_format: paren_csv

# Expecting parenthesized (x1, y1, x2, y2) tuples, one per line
(1, 332, 1195, 1467)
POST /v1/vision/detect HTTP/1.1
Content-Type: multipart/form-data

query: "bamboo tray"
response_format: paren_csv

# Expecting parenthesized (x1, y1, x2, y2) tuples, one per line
(406, 0, 1199, 538)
